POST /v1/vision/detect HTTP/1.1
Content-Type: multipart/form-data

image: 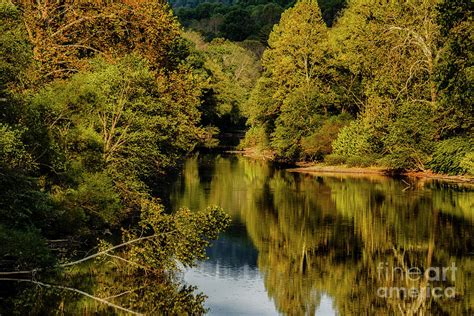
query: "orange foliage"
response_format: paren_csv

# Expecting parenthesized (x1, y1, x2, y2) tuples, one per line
(13, 0, 180, 82)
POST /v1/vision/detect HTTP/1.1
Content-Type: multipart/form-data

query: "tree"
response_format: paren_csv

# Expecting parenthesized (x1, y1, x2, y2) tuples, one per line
(27, 56, 204, 226)
(220, 9, 256, 41)
(17, 0, 182, 82)
(434, 0, 474, 137)
(330, 0, 450, 170)
(0, 2, 31, 95)
(244, 0, 340, 160)
(184, 32, 260, 133)
(0, 2, 232, 286)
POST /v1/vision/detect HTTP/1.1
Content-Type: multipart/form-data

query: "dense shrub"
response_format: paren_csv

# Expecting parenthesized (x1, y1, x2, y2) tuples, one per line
(429, 137, 474, 175)
(332, 120, 373, 158)
(0, 124, 34, 171)
(460, 152, 474, 175)
(346, 155, 375, 167)
(381, 102, 436, 170)
(324, 154, 346, 165)
(239, 125, 269, 150)
(301, 114, 350, 161)
(0, 225, 54, 269)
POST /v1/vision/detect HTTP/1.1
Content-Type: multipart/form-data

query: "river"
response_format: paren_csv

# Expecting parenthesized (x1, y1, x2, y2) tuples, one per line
(1, 153, 472, 315)
(170, 153, 473, 315)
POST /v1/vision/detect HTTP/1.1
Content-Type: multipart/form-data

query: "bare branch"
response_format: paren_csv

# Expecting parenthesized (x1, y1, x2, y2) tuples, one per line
(60, 234, 159, 268)
(0, 278, 143, 315)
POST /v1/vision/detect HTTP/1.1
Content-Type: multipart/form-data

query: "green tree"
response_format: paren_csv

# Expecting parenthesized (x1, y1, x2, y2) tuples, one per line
(329, 0, 459, 170)
(184, 32, 260, 134)
(220, 9, 256, 41)
(244, 0, 347, 160)
(435, 0, 473, 137)
(27, 56, 204, 227)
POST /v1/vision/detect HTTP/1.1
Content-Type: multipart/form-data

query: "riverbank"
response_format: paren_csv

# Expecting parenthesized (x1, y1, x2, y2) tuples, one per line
(229, 149, 474, 184)
(227, 148, 275, 160)
(289, 163, 474, 184)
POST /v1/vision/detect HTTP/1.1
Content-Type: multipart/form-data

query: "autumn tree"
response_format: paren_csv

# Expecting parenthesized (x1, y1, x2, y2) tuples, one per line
(15, 0, 182, 82)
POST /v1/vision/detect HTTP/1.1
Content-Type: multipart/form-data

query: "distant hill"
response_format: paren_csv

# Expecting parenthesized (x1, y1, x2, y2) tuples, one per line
(170, 0, 346, 44)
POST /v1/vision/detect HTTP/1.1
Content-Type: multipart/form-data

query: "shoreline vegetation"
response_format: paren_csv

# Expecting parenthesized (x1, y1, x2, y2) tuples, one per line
(230, 149, 474, 184)
(239, 0, 473, 179)
(1, 1, 234, 314)
(289, 164, 474, 184)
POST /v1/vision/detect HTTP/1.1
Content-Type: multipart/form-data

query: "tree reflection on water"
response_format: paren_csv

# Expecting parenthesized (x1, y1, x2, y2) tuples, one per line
(171, 154, 473, 315)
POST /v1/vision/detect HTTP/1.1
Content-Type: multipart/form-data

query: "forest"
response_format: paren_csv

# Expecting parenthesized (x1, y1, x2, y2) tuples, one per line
(0, 0, 472, 314)
(172, 0, 345, 42)
(174, 0, 472, 175)
(239, 0, 472, 174)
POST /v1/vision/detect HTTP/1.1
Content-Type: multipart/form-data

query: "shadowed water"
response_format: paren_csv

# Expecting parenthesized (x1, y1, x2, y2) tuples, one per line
(171, 153, 474, 315)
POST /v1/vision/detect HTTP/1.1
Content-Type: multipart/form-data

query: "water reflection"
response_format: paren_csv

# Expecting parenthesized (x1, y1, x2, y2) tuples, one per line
(171, 153, 474, 315)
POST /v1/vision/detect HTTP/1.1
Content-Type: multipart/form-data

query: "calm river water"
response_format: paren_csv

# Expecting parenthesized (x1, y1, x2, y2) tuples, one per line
(170, 153, 473, 315)
(1, 153, 472, 315)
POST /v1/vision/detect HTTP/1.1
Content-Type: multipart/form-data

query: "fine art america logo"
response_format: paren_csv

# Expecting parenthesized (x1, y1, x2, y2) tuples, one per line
(376, 262, 457, 299)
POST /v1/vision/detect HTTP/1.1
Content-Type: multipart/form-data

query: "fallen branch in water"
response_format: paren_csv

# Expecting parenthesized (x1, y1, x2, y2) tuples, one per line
(0, 269, 40, 276)
(60, 234, 159, 268)
(0, 233, 168, 276)
(0, 278, 143, 315)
